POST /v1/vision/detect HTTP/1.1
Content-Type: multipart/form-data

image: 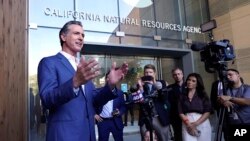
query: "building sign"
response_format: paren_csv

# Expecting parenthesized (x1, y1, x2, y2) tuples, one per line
(44, 8, 201, 34)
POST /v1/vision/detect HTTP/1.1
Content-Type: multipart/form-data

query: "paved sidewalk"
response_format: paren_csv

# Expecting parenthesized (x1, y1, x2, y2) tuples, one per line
(123, 121, 140, 135)
(95, 121, 140, 139)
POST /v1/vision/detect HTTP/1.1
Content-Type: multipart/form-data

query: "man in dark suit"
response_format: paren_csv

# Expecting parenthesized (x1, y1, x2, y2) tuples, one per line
(168, 68, 185, 141)
(94, 70, 126, 141)
(123, 91, 134, 126)
(37, 20, 128, 141)
(137, 64, 170, 141)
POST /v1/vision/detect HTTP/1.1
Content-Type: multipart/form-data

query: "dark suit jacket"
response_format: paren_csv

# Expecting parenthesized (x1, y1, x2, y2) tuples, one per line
(168, 83, 186, 123)
(38, 53, 116, 141)
(95, 89, 126, 130)
(139, 80, 170, 127)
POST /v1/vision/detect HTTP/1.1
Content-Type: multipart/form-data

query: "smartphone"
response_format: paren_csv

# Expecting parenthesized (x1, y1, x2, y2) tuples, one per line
(141, 76, 153, 81)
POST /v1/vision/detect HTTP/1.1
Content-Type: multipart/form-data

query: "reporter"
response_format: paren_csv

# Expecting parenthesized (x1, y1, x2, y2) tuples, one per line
(138, 64, 170, 141)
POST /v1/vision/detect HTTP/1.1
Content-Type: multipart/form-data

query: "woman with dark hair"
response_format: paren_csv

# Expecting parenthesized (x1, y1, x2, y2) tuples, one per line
(178, 73, 212, 141)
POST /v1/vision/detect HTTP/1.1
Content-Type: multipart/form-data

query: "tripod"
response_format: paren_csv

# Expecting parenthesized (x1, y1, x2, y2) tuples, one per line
(142, 99, 155, 141)
(214, 63, 229, 141)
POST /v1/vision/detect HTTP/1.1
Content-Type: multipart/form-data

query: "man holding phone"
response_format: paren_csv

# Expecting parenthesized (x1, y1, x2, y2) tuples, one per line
(137, 64, 170, 141)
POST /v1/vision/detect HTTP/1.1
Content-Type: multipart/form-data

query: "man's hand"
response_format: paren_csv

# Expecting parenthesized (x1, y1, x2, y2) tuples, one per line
(94, 114, 103, 122)
(107, 62, 128, 89)
(218, 96, 234, 107)
(219, 95, 232, 101)
(112, 109, 120, 117)
(73, 56, 100, 87)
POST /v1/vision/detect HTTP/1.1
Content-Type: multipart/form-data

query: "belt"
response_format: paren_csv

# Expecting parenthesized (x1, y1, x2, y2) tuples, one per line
(101, 117, 114, 120)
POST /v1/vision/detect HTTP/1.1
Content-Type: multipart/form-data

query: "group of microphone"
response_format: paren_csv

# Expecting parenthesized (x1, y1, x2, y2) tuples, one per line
(130, 81, 170, 104)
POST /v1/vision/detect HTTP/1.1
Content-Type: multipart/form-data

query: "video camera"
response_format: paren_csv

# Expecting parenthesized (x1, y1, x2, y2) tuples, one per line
(191, 20, 235, 73)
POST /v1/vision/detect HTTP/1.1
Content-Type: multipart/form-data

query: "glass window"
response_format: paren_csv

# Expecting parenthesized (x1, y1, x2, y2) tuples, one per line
(184, 0, 208, 42)
(29, 0, 74, 27)
(161, 58, 179, 84)
(29, 27, 60, 141)
(121, 36, 157, 46)
(84, 55, 160, 90)
(85, 32, 120, 44)
(85, 55, 107, 87)
(76, 0, 119, 33)
(107, 55, 157, 88)
(29, 28, 60, 76)
(158, 39, 185, 49)
(155, 0, 184, 40)
(119, 0, 156, 36)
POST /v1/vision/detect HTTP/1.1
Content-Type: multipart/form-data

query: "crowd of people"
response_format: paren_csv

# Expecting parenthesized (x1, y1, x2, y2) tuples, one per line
(37, 20, 250, 141)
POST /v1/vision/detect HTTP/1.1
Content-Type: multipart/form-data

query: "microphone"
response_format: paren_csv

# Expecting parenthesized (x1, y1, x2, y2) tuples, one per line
(144, 81, 163, 98)
(131, 89, 143, 103)
(130, 84, 139, 93)
(191, 41, 207, 51)
(154, 81, 163, 90)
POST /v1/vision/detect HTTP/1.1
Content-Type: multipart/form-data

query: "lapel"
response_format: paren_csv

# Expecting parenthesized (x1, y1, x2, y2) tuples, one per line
(57, 53, 88, 100)
(82, 83, 90, 101)
(56, 53, 75, 75)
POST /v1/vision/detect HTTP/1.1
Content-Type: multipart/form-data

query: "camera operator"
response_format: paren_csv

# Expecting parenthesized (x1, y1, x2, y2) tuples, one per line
(136, 64, 170, 141)
(217, 69, 250, 141)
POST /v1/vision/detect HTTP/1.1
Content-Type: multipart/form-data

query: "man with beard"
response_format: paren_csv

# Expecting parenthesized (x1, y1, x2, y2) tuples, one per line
(218, 69, 250, 141)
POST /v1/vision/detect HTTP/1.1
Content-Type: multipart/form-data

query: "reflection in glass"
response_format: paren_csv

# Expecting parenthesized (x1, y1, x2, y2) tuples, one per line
(76, 0, 119, 33)
(29, 27, 61, 141)
(84, 55, 171, 93)
(121, 36, 157, 47)
(119, 0, 155, 36)
(29, 0, 74, 27)
(158, 39, 186, 49)
(85, 32, 119, 44)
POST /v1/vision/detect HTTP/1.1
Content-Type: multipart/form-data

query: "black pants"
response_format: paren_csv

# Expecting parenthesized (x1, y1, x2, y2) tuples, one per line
(171, 119, 182, 141)
(124, 105, 134, 125)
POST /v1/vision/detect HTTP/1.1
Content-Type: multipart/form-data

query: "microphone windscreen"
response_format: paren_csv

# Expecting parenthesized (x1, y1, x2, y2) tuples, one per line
(191, 42, 207, 51)
(154, 81, 162, 90)
(130, 84, 139, 93)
